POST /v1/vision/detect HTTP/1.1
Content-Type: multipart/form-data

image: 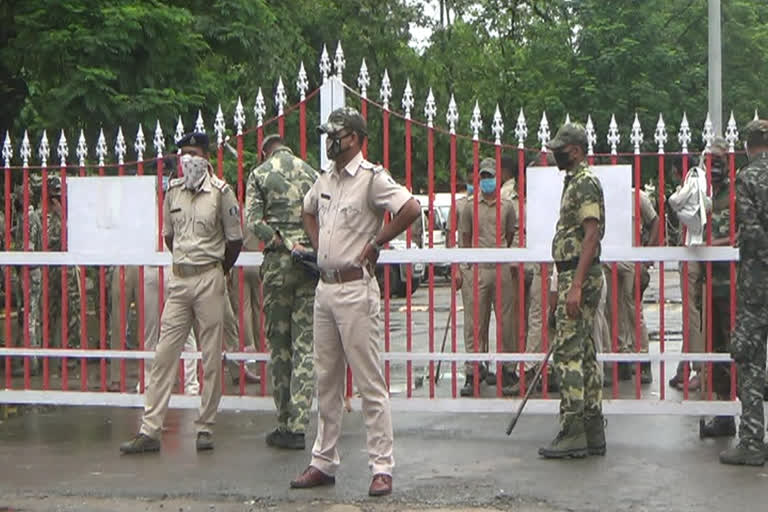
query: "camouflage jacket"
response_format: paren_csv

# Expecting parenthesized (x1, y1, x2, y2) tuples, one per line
(47, 211, 64, 251)
(735, 151, 768, 305)
(551, 160, 605, 262)
(12, 205, 43, 252)
(245, 146, 318, 251)
(710, 181, 735, 297)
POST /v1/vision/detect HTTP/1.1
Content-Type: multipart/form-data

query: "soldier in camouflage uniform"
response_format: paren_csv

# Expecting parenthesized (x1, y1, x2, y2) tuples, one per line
(11, 178, 43, 375)
(539, 123, 605, 459)
(246, 134, 318, 450)
(720, 120, 768, 466)
(46, 176, 83, 355)
(698, 138, 737, 438)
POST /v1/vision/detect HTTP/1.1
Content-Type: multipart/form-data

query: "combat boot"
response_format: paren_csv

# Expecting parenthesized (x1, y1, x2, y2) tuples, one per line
(584, 414, 607, 456)
(699, 416, 736, 438)
(196, 432, 214, 451)
(640, 363, 653, 385)
(119, 433, 160, 454)
(538, 418, 588, 459)
(719, 443, 766, 466)
(460, 376, 476, 397)
(502, 368, 533, 396)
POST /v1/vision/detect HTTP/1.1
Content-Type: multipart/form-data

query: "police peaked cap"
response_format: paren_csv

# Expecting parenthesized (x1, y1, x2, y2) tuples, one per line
(176, 132, 210, 150)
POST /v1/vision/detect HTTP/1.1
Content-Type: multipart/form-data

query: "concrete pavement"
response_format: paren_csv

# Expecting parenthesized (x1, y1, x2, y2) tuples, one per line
(1, 406, 767, 511)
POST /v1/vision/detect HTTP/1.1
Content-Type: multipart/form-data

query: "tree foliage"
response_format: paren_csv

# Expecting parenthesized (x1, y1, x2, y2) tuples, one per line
(2, 0, 767, 189)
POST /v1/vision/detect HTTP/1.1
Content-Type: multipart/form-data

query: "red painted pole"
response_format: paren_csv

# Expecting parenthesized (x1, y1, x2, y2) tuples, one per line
(494, 146, 503, 398)
(427, 121, 435, 399)
(449, 132, 458, 398)
(472, 140, 480, 398)
(405, 117, 413, 398)
(658, 152, 666, 401)
(383, 109, 391, 391)
(41, 164, 50, 389)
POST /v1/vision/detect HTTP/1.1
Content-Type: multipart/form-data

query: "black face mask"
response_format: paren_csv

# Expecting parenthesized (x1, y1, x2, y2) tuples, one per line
(326, 132, 353, 160)
(553, 150, 571, 170)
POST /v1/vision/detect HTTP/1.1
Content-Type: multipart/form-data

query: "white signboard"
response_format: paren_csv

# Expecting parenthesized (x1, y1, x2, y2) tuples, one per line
(67, 176, 158, 256)
(318, 76, 346, 170)
(526, 165, 632, 259)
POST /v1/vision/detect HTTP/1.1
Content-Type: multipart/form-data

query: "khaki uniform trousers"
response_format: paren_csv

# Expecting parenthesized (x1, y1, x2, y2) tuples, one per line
(310, 274, 394, 477)
(108, 266, 198, 393)
(680, 261, 705, 371)
(462, 264, 518, 376)
(227, 265, 262, 351)
(142, 267, 199, 394)
(603, 263, 649, 353)
(139, 265, 224, 439)
(525, 265, 549, 371)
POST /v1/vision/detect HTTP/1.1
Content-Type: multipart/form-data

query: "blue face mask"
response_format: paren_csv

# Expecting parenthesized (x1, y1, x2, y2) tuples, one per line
(162, 176, 170, 191)
(465, 184, 474, 195)
(480, 177, 496, 195)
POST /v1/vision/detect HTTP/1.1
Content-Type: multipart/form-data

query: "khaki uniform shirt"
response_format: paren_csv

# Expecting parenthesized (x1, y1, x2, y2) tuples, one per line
(303, 151, 412, 271)
(632, 189, 657, 246)
(163, 172, 243, 265)
(458, 195, 517, 248)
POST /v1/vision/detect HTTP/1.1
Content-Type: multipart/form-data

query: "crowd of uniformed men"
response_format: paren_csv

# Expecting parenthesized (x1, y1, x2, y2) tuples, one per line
(2, 109, 768, 494)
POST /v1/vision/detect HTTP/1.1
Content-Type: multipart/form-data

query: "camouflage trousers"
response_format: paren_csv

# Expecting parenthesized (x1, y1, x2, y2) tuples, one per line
(48, 266, 83, 348)
(14, 267, 42, 348)
(261, 250, 317, 434)
(553, 265, 603, 428)
(731, 298, 767, 451)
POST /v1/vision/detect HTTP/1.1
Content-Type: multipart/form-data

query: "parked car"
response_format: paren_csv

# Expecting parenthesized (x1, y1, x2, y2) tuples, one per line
(413, 194, 450, 279)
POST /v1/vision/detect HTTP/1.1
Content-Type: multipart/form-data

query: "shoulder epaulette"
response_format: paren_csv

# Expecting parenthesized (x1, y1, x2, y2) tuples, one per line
(168, 177, 184, 188)
(210, 175, 230, 192)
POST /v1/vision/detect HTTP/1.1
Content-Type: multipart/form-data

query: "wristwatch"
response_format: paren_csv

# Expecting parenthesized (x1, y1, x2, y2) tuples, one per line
(369, 237, 384, 252)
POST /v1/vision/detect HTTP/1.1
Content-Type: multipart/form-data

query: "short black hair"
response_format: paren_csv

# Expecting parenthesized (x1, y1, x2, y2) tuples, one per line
(262, 134, 284, 156)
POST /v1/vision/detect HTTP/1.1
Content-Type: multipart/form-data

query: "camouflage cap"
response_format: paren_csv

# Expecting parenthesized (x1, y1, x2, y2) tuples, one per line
(479, 157, 496, 176)
(317, 107, 368, 137)
(744, 119, 768, 141)
(546, 123, 588, 150)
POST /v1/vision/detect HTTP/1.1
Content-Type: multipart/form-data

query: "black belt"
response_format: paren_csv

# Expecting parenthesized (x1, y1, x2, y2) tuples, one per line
(555, 258, 600, 273)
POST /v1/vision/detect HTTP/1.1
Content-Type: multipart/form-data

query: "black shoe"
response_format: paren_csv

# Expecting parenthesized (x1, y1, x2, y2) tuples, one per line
(640, 363, 653, 385)
(618, 363, 632, 381)
(196, 432, 214, 451)
(460, 377, 475, 397)
(699, 416, 736, 439)
(484, 372, 497, 386)
(120, 433, 160, 454)
(266, 428, 304, 449)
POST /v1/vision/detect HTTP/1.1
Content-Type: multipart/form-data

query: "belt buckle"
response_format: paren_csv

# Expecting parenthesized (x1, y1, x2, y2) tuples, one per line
(321, 270, 339, 283)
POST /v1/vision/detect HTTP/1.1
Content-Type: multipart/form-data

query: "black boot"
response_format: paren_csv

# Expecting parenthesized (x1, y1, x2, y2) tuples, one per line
(669, 362, 687, 389)
(618, 363, 632, 381)
(640, 362, 653, 385)
(699, 416, 736, 439)
(460, 376, 475, 397)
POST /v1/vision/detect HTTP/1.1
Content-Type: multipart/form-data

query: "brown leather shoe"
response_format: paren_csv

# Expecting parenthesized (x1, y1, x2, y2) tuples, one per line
(290, 466, 335, 489)
(232, 368, 261, 385)
(368, 473, 392, 497)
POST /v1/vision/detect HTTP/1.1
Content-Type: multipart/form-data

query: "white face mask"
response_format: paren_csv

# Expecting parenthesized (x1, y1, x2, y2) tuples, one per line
(180, 154, 209, 190)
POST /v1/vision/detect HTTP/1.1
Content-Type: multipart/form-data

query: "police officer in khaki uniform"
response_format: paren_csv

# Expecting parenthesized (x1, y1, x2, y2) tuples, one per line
(290, 107, 420, 497)
(456, 158, 518, 397)
(120, 132, 243, 454)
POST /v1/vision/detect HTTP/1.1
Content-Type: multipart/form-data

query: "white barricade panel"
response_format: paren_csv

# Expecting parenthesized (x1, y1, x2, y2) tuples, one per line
(526, 165, 632, 255)
(67, 176, 158, 256)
